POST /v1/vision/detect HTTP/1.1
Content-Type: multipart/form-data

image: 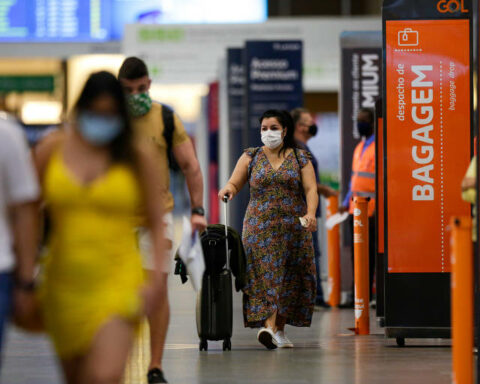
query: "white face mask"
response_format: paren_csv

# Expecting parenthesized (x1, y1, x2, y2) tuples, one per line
(261, 130, 283, 149)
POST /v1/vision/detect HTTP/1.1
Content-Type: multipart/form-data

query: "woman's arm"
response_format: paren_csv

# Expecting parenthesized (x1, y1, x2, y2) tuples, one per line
(218, 153, 251, 201)
(461, 157, 476, 204)
(301, 161, 319, 232)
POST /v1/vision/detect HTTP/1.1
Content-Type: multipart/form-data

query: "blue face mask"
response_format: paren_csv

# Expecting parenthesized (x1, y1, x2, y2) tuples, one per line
(77, 112, 124, 145)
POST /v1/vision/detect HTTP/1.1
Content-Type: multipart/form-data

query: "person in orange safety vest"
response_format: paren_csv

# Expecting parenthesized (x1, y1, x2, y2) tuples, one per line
(339, 107, 376, 307)
(341, 108, 375, 217)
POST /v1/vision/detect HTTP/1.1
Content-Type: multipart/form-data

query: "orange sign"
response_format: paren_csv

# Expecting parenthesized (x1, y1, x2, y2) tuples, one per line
(386, 19, 471, 273)
(377, 117, 384, 254)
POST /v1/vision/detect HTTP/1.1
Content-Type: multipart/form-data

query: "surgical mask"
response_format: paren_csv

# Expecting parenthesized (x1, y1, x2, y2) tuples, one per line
(77, 112, 123, 146)
(261, 130, 283, 149)
(127, 92, 152, 117)
(357, 121, 372, 137)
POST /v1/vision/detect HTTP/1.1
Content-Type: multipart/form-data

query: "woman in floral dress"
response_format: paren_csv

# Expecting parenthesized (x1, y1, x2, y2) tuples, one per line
(218, 110, 318, 349)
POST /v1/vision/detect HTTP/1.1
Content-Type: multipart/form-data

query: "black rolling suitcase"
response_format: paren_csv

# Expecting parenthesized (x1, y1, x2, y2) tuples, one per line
(196, 197, 233, 351)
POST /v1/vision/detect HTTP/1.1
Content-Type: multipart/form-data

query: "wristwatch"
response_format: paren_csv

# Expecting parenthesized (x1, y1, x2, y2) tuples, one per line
(192, 207, 205, 216)
(16, 279, 36, 292)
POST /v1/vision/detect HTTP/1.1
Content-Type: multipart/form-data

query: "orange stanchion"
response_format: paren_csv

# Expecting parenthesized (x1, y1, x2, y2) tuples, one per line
(353, 196, 369, 335)
(451, 216, 473, 384)
(326, 195, 341, 307)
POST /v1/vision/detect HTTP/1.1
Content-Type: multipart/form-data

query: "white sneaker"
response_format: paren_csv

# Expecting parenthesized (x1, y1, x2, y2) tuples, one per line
(273, 330, 294, 348)
(257, 327, 277, 350)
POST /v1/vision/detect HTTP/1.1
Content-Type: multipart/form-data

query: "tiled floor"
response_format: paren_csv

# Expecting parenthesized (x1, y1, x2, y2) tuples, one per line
(0, 277, 452, 384)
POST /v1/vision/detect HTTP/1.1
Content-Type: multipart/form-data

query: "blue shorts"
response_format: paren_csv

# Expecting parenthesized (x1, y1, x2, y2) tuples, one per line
(0, 272, 13, 354)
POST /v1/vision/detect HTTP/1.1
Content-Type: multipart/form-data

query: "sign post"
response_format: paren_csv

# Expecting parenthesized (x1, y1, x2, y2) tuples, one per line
(226, 48, 248, 232)
(382, 0, 472, 345)
(353, 197, 370, 335)
(339, 32, 382, 304)
(327, 195, 341, 307)
(244, 40, 303, 148)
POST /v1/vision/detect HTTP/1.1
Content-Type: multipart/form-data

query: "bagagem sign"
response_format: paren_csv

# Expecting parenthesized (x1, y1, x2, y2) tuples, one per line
(385, 19, 470, 273)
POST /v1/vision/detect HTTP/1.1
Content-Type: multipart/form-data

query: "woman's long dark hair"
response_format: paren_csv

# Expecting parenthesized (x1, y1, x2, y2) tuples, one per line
(74, 71, 135, 165)
(259, 109, 297, 157)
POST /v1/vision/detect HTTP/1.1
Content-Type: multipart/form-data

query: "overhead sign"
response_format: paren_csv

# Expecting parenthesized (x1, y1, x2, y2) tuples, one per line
(339, 32, 382, 247)
(244, 40, 303, 147)
(385, 19, 471, 273)
(123, 17, 381, 91)
(0, 75, 55, 92)
(227, 48, 247, 232)
(0, 0, 110, 42)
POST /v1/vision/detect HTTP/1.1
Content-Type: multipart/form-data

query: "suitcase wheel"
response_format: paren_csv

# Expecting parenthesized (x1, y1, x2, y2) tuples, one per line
(222, 338, 231, 351)
(199, 339, 208, 351)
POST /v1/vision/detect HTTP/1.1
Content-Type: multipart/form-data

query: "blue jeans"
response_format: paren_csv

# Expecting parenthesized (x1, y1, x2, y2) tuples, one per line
(0, 272, 13, 356)
(312, 231, 324, 302)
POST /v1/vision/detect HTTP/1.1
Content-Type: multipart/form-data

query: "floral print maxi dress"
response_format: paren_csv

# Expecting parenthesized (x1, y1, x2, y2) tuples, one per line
(242, 147, 316, 328)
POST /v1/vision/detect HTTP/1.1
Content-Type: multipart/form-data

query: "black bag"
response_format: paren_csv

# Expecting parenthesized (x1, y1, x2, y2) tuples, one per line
(196, 270, 233, 351)
(161, 104, 181, 172)
(196, 199, 233, 351)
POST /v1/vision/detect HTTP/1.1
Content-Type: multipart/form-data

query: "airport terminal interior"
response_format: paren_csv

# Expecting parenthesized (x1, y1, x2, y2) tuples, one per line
(0, 0, 477, 383)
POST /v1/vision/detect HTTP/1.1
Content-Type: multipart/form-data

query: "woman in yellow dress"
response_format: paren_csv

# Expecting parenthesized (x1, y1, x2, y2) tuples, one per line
(33, 71, 167, 384)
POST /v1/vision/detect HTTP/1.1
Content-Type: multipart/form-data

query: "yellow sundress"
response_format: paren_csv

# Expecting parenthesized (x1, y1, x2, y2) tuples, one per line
(39, 150, 145, 358)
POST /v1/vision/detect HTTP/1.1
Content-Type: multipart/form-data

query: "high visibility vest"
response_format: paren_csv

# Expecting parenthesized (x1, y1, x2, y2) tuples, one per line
(349, 139, 376, 217)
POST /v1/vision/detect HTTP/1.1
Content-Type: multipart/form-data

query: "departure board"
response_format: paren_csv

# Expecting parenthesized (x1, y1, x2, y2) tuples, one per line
(0, 0, 267, 42)
(0, 0, 111, 41)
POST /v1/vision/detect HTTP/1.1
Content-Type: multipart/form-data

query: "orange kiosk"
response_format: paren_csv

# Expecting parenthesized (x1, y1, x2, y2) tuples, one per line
(382, 0, 472, 345)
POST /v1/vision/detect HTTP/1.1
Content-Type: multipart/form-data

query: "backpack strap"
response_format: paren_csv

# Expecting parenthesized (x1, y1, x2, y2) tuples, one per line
(161, 104, 179, 171)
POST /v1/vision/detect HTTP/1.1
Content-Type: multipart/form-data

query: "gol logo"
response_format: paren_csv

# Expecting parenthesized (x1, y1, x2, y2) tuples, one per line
(437, 0, 468, 13)
(353, 208, 361, 217)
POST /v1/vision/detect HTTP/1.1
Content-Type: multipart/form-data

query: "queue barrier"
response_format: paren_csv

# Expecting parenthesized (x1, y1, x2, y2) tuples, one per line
(353, 196, 370, 335)
(327, 195, 341, 307)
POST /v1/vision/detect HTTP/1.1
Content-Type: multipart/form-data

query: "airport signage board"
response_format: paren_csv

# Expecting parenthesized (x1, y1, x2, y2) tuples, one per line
(244, 40, 303, 148)
(0, 75, 54, 92)
(124, 18, 381, 91)
(227, 48, 248, 232)
(385, 19, 471, 273)
(339, 34, 382, 248)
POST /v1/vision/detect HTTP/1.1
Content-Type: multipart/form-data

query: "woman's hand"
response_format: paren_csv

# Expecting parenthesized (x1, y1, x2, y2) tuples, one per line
(218, 183, 236, 201)
(462, 176, 476, 191)
(13, 288, 44, 332)
(300, 214, 317, 232)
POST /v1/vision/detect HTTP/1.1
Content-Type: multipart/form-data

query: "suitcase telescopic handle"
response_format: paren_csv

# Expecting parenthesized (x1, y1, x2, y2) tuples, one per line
(223, 196, 230, 271)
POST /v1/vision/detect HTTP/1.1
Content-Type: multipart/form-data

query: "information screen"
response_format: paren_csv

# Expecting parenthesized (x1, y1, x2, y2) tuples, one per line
(0, 0, 111, 41)
(0, 0, 267, 42)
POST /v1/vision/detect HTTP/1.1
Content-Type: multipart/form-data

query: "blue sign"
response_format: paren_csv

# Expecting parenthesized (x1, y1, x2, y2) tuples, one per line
(0, 0, 267, 42)
(227, 47, 247, 232)
(244, 40, 303, 147)
(0, 0, 111, 42)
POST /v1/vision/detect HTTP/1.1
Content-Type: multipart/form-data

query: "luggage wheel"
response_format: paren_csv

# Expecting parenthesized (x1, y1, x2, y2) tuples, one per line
(223, 338, 231, 351)
(396, 337, 405, 347)
(199, 339, 208, 351)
